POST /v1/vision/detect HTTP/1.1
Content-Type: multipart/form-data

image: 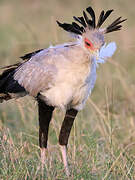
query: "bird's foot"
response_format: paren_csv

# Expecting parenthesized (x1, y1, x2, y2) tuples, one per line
(40, 148, 48, 179)
(60, 145, 70, 177)
(41, 148, 48, 165)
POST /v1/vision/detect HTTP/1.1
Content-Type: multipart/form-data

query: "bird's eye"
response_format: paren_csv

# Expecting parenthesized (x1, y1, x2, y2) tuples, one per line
(85, 41, 91, 47)
(84, 38, 94, 50)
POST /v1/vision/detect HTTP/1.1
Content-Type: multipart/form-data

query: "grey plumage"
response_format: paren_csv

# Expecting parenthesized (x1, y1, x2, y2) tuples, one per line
(14, 42, 93, 110)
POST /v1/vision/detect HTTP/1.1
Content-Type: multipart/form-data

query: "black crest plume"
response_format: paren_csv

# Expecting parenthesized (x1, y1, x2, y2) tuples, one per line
(57, 6, 126, 35)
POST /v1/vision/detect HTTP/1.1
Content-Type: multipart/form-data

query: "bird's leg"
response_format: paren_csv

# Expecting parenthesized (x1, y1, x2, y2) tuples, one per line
(60, 145, 69, 176)
(59, 108, 78, 176)
(38, 98, 54, 171)
(40, 147, 47, 172)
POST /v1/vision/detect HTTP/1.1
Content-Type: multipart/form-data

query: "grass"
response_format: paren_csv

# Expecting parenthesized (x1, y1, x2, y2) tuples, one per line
(0, 0, 135, 179)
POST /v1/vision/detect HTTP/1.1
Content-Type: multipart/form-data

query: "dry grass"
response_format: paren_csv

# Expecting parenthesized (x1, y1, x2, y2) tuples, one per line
(0, 0, 135, 179)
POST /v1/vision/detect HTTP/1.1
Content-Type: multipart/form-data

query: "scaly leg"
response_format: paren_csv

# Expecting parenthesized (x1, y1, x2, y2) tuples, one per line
(37, 98, 54, 173)
(60, 145, 70, 176)
(59, 108, 78, 176)
(40, 148, 47, 172)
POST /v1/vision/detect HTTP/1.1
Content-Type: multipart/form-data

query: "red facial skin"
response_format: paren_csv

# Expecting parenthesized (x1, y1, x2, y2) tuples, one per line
(84, 38, 95, 51)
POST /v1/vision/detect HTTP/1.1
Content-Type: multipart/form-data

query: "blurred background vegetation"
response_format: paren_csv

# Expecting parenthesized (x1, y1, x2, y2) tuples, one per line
(0, 0, 135, 179)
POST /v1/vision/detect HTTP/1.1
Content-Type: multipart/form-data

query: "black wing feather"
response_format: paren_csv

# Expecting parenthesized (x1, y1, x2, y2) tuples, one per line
(20, 49, 43, 60)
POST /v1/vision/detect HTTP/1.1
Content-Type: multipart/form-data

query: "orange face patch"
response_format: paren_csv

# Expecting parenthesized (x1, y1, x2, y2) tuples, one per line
(84, 38, 95, 51)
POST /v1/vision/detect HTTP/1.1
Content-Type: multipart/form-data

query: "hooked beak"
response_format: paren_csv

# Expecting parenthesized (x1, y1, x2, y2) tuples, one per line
(91, 49, 99, 60)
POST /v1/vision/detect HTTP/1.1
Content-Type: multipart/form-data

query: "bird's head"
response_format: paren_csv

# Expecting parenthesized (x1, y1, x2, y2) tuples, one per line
(57, 7, 126, 58)
(82, 29, 104, 57)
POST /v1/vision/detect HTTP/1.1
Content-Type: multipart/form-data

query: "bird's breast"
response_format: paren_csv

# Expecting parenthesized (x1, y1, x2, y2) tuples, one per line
(71, 58, 97, 110)
(41, 56, 97, 111)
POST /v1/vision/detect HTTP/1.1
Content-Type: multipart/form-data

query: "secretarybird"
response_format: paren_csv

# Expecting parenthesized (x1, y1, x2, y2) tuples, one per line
(0, 6, 126, 176)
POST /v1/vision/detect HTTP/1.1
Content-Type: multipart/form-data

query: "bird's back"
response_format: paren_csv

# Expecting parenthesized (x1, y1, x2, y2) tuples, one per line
(13, 42, 93, 109)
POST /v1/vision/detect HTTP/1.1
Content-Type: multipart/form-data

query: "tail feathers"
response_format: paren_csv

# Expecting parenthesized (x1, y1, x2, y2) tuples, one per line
(0, 64, 26, 103)
(0, 48, 44, 102)
(0, 93, 11, 103)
